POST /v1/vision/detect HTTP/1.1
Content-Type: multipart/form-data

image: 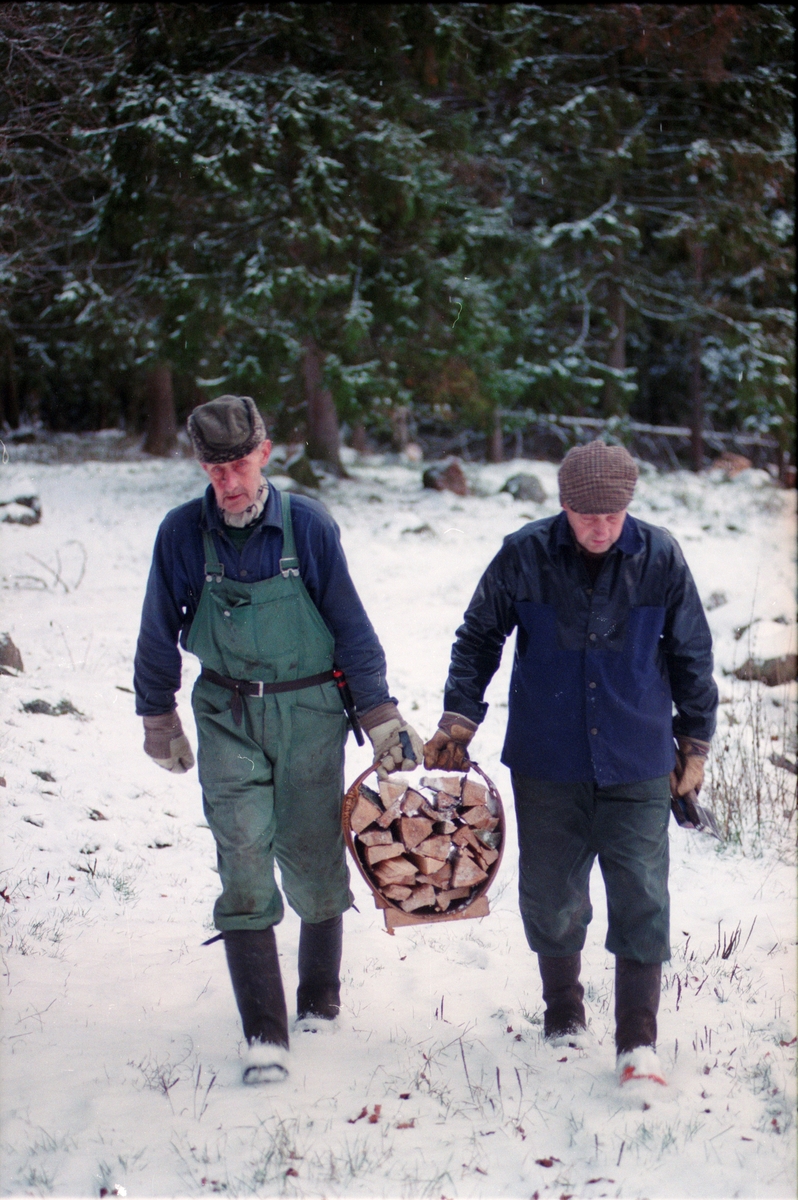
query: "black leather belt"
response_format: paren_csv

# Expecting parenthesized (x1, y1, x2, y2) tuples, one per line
(201, 666, 335, 725)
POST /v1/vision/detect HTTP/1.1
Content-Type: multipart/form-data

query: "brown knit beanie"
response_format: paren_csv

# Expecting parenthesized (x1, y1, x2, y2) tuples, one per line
(558, 439, 638, 513)
(187, 395, 267, 463)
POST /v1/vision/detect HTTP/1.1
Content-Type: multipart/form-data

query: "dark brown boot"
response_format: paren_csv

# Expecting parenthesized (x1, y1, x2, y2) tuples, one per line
(297, 914, 342, 1023)
(538, 952, 586, 1042)
(223, 927, 289, 1050)
(614, 957, 661, 1054)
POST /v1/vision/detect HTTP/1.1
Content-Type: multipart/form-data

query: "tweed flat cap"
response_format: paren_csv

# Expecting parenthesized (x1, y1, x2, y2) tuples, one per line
(558, 439, 638, 513)
(187, 395, 267, 463)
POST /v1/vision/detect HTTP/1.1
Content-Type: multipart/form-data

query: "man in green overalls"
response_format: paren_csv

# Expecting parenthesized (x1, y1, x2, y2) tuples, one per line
(134, 395, 423, 1084)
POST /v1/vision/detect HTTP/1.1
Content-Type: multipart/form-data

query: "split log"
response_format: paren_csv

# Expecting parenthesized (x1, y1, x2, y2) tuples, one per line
(358, 829, 395, 847)
(420, 775, 463, 796)
(373, 857, 417, 886)
(451, 851, 489, 888)
(434, 819, 457, 835)
(350, 793, 383, 834)
(409, 852, 450, 876)
(416, 862, 452, 889)
(462, 780, 488, 807)
(400, 884, 436, 913)
(399, 816, 434, 850)
(364, 843, 405, 866)
(383, 884, 413, 902)
(379, 780, 407, 808)
(402, 788, 427, 814)
(474, 845, 499, 869)
(462, 805, 499, 830)
(452, 825, 481, 851)
(376, 800, 403, 829)
(436, 885, 474, 910)
(475, 829, 501, 850)
(413, 835, 452, 861)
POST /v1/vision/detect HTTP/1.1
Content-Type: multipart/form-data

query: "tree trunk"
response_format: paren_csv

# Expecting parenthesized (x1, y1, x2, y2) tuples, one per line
(143, 363, 178, 456)
(390, 406, 409, 452)
(603, 271, 626, 414)
(302, 337, 344, 475)
(1, 344, 20, 429)
(351, 421, 369, 454)
(689, 329, 703, 472)
(488, 408, 504, 463)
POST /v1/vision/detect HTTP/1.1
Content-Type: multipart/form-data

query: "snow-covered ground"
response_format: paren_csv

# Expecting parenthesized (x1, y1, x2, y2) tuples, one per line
(0, 449, 795, 1200)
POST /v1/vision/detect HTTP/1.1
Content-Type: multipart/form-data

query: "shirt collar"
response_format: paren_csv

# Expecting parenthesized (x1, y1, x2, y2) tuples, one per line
(551, 509, 644, 556)
(201, 480, 283, 533)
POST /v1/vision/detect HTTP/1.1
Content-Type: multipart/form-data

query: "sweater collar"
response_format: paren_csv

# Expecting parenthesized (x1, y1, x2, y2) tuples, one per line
(202, 480, 283, 533)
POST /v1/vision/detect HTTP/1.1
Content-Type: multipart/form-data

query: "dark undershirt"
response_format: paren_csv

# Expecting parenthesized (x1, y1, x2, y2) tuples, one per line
(580, 547, 608, 584)
(225, 523, 258, 552)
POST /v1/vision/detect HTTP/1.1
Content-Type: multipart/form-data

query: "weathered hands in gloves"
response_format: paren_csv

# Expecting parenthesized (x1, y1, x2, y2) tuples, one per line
(361, 702, 424, 778)
(143, 710, 196, 773)
(423, 711, 478, 771)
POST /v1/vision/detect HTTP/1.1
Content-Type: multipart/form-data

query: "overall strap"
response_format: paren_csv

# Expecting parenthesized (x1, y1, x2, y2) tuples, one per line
(200, 494, 225, 583)
(279, 492, 300, 578)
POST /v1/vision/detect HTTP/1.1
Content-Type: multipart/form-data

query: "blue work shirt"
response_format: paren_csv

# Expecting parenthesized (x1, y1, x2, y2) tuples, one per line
(443, 511, 718, 786)
(134, 483, 392, 718)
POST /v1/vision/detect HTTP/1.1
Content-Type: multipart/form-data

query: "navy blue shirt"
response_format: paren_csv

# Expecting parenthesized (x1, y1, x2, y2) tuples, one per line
(134, 483, 392, 718)
(443, 511, 718, 786)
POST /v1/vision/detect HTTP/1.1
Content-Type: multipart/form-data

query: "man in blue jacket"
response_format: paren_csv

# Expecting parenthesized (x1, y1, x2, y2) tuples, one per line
(134, 395, 422, 1084)
(424, 439, 717, 1088)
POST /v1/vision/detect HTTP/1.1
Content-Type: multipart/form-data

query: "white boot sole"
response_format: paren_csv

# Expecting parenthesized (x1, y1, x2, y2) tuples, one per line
(242, 1042, 289, 1085)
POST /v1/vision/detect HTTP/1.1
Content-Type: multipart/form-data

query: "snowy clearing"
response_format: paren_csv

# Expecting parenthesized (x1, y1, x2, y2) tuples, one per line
(0, 451, 795, 1200)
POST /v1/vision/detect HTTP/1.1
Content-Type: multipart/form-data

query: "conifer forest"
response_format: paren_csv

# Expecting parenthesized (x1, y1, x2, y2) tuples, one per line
(1, 4, 794, 468)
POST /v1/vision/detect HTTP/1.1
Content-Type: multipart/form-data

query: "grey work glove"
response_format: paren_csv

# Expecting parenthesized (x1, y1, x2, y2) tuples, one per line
(669, 736, 710, 798)
(143, 711, 195, 774)
(361, 702, 425, 779)
(423, 711, 478, 771)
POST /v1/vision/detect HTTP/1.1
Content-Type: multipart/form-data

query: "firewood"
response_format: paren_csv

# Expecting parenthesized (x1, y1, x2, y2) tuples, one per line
(408, 852, 450, 875)
(420, 775, 463, 795)
(434, 791, 461, 812)
(358, 829, 394, 847)
(418, 800, 441, 822)
(399, 816, 434, 850)
(436, 885, 473, 909)
(452, 825, 480, 850)
(474, 845, 499, 868)
(364, 843, 405, 866)
(475, 829, 501, 850)
(401, 788, 426, 815)
(376, 800, 403, 829)
(383, 884, 413, 901)
(413, 835, 452, 861)
(462, 805, 497, 830)
(451, 851, 488, 888)
(434, 819, 457, 835)
(379, 780, 407, 808)
(350, 793, 383, 834)
(373, 856, 417, 886)
(461, 780, 488, 807)
(400, 884, 436, 912)
(417, 862, 452, 889)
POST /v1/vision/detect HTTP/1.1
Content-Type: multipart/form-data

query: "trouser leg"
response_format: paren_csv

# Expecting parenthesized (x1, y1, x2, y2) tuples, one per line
(223, 927, 289, 1049)
(297, 914, 343, 1020)
(615, 957, 661, 1053)
(512, 775, 596, 955)
(538, 952, 586, 1038)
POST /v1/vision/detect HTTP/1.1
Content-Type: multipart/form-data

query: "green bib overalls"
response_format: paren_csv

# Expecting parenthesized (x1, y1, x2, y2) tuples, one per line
(187, 491, 353, 932)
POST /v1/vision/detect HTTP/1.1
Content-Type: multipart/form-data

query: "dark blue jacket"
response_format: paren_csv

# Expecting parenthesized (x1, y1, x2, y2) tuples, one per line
(134, 483, 392, 718)
(443, 511, 718, 786)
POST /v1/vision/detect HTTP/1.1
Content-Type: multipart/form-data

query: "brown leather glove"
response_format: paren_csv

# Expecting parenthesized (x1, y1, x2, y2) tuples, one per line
(423, 711, 478, 771)
(669, 736, 710, 797)
(143, 711, 195, 774)
(360, 702, 425, 779)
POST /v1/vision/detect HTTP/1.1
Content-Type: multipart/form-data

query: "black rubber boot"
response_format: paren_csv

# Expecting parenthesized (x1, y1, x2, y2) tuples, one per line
(538, 952, 586, 1040)
(297, 914, 343, 1021)
(223, 927, 289, 1050)
(614, 957, 661, 1054)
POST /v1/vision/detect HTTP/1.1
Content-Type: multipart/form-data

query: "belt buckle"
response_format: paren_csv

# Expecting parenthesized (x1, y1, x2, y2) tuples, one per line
(251, 680, 264, 697)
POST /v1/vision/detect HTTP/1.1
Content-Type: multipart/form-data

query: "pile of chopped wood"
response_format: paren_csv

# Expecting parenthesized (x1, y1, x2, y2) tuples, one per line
(347, 772, 502, 916)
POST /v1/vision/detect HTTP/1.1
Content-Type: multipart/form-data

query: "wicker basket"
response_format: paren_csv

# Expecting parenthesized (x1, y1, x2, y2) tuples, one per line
(342, 761, 505, 934)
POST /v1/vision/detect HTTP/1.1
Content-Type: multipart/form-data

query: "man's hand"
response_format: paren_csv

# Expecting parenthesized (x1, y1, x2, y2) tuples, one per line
(423, 712, 478, 771)
(143, 711, 195, 774)
(670, 736, 710, 797)
(361, 703, 424, 779)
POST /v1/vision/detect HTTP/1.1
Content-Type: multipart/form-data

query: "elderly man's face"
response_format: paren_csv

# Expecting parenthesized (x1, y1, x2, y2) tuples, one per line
(201, 440, 272, 513)
(563, 503, 627, 554)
